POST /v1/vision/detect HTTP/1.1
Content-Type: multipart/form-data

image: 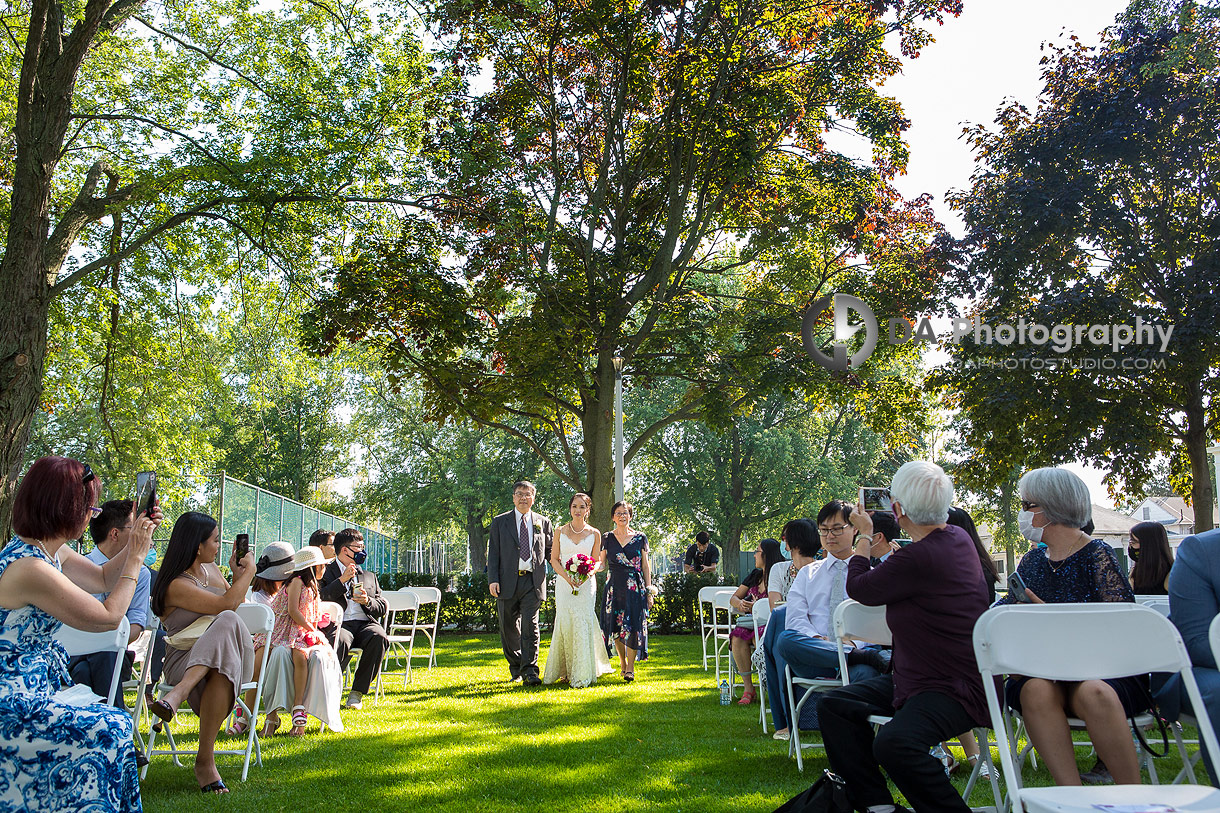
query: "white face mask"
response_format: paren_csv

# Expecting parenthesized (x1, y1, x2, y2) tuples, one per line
(1018, 510, 1044, 544)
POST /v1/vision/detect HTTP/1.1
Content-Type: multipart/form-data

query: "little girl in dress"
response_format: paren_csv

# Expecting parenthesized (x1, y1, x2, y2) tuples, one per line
(269, 547, 329, 735)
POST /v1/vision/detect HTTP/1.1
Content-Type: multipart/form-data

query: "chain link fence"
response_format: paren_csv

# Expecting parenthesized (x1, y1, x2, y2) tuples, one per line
(147, 472, 402, 573)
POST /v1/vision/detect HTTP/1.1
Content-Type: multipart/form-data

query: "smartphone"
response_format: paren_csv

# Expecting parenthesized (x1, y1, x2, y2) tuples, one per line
(134, 471, 157, 518)
(234, 533, 249, 561)
(859, 486, 893, 513)
(895, 538, 913, 547)
(1008, 571, 1034, 603)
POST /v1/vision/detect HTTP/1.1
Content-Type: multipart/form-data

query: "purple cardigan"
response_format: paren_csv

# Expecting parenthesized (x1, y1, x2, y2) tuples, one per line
(846, 524, 991, 726)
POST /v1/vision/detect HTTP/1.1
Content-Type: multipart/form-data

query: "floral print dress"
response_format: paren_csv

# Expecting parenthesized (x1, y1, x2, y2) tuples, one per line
(0, 538, 142, 811)
(601, 531, 649, 661)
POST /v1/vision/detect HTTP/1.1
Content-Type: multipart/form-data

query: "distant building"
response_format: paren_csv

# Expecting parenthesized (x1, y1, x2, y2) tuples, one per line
(1128, 496, 1220, 537)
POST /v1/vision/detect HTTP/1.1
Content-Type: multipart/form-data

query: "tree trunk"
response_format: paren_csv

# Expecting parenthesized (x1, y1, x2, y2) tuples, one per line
(467, 510, 487, 574)
(723, 523, 744, 582)
(581, 359, 616, 528)
(999, 468, 1020, 575)
(1184, 385, 1215, 533)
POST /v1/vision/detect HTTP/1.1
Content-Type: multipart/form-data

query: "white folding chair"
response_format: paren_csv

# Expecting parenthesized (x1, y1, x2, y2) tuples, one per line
(698, 585, 734, 671)
(394, 587, 441, 668)
(142, 604, 274, 782)
(711, 590, 740, 687)
(787, 600, 888, 770)
(55, 616, 131, 705)
(974, 603, 1220, 813)
(751, 598, 773, 732)
(125, 615, 160, 753)
(380, 590, 420, 693)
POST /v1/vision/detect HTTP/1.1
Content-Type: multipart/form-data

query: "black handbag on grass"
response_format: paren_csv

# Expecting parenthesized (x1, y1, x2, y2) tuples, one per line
(772, 769, 851, 813)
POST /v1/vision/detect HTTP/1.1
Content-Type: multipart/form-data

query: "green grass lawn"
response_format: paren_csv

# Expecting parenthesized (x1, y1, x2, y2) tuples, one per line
(137, 633, 1198, 812)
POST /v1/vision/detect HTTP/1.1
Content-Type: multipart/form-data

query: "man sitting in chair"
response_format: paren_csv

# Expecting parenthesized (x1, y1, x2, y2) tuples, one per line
(68, 499, 153, 707)
(770, 501, 894, 739)
(319, 529, 388, 709)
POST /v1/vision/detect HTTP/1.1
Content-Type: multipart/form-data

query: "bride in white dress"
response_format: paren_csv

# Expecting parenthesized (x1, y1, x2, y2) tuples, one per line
(543, 493, 614, 687)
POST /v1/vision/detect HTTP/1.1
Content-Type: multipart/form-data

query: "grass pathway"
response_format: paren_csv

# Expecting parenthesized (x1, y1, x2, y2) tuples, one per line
(138, 633, 1192, 812)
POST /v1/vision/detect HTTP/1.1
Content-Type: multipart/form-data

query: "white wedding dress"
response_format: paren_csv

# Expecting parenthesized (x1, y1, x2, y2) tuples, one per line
(542, 529, 613, 687)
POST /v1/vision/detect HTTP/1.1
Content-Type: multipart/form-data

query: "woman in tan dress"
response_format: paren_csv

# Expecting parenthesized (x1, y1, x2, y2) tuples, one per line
(148, 512, 255, 794)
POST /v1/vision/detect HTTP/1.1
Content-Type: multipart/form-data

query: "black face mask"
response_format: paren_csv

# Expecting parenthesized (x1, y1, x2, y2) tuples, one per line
(352, 550, 367, 566)
(1128, 547, 1140, 562)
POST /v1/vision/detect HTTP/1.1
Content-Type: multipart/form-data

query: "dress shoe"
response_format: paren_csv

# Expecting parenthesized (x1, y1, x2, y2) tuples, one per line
(847, 647, 891, 674)
(522, 676, 542, 687)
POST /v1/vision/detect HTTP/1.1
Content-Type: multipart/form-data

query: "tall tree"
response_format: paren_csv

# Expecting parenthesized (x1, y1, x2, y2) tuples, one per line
(936, 13, 1220, 529)
(306, 0, 959, 525)
(0, 0, 432, 526)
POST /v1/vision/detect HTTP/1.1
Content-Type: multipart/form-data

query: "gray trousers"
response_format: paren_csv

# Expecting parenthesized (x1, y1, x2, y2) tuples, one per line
(497, 572, 542, 679)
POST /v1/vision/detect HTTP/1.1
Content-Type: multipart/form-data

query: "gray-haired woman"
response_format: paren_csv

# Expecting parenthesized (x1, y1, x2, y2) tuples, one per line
(997, 465, 1144, 786)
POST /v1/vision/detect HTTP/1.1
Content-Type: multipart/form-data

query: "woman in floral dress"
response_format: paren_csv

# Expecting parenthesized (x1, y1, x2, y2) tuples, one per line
(600, 501, 654, 681)
(0, 456, 156, 811)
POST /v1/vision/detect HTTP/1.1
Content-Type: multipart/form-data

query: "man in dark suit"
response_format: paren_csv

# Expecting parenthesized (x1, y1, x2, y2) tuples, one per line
(487, 480, 552, 686)
(319, 528, 388, 709)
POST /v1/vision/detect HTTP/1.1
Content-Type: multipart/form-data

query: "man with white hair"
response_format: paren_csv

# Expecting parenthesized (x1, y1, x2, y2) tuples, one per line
(817, 461, 990, 813)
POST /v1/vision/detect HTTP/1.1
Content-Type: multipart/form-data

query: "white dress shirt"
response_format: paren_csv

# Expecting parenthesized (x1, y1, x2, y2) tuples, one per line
(343, 568, 370, 623)
(784, 554, 853, 640)
(515, 509, 534, 572)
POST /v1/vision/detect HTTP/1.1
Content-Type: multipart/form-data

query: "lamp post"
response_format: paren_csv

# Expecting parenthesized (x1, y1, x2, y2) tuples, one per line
(612, 354, 625, 504)
(1210, 443, 1220, 530)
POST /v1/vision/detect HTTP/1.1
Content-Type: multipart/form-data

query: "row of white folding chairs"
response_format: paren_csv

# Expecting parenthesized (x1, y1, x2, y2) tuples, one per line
(976, 602, 1220, 812)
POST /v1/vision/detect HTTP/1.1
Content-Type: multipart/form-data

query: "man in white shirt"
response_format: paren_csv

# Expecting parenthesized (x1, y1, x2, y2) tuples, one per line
(770, 502, 894, 737)
(69, 500, 152, 706)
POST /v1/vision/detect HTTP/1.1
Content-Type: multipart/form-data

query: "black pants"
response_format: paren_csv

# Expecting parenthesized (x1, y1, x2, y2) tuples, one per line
(819, 675, 975, 813)
(336, 618, 389, 694)
(496, 573, 542, 680)
(68, 649, 134, 707)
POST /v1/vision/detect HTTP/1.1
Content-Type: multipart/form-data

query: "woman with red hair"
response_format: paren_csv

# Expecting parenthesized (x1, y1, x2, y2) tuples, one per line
(0, 456, 155, 811)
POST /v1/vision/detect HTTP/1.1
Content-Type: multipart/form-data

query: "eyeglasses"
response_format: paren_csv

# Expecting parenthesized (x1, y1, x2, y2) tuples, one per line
(1020, 501, 1041, 511)
(818, 524, 851, 537)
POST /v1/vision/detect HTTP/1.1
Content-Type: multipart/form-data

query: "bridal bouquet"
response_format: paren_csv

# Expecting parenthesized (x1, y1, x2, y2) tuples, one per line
(564, 553, 596, 595)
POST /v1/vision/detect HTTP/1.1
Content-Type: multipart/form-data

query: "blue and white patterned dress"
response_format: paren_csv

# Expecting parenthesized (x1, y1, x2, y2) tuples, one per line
(0, 538, 142, 811)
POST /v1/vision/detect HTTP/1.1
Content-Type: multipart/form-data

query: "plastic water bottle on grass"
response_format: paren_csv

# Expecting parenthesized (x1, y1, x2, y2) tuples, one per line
(719, 678, 730, 705)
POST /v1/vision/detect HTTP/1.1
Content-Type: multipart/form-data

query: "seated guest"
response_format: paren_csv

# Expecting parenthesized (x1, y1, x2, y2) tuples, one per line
(319, 528, 388, 709)
(768, 506, 888, 740)
(1156, 527, 1220, 785)
(820, 462, 989, 813)
(1128, 520, 1173, 596)
(728, 539, 785, 706)
(262, 546, 343, 735)
(995, 466, 1145, 787)
(761, 520, 820, 738)
(684, 531, 719, 574)
(0, 456, 154, 809)
(226, 540, 294, 737)
(149, 511, 256, 794)
(309, 530, 338, 644)
(68, 499, 153, 707)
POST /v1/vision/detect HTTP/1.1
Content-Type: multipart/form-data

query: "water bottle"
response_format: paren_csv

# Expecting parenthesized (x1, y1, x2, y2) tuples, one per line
(719, 678, 730, 706)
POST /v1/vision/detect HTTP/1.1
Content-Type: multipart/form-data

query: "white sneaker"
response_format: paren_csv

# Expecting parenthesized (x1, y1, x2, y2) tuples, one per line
(344, 691, 363, 710)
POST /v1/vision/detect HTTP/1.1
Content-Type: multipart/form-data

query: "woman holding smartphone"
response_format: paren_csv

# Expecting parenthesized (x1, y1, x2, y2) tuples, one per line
(149, 512, 256, 794)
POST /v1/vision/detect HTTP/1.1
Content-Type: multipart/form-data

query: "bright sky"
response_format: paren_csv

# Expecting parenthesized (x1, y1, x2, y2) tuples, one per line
(874, 0, 1131, 508)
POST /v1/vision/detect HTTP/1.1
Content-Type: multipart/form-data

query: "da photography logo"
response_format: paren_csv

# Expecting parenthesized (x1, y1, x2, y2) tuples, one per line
(801, 294, 879, 373)
(801, 293, 1175, 372)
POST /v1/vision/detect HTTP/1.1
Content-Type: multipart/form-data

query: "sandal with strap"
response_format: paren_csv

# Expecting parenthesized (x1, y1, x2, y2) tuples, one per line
(738, 689, 756, 705)
(260, 713, 281, 738)
(289, 705, 308, 736)
(225, 714, 248, 738)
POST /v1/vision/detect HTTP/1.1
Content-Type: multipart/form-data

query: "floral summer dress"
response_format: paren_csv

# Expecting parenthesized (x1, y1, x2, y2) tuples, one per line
(601, 531, 649, 661)
(0, 538, 142, 811)
(270, 581, 320, 650)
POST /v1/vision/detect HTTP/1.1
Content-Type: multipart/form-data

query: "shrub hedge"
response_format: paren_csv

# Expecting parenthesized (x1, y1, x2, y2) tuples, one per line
(378, 570, 731, 634)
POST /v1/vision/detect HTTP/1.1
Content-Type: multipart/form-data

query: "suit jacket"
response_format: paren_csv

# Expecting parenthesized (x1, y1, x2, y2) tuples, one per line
(1155, 528, 1220, 721)
(487, 509, 552, 593)
(318, 560, 387, 622)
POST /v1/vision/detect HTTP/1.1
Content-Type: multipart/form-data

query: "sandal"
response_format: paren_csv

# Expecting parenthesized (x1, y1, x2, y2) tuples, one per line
(623, 671, 634, 683)
(260, 714, 281, 738)
(289, 705, 308, 736)
(224, 707, 248, 737)
(199, 780, 229, 794)
(149, 698, 175, 725)
(738, 690, 756, 705)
